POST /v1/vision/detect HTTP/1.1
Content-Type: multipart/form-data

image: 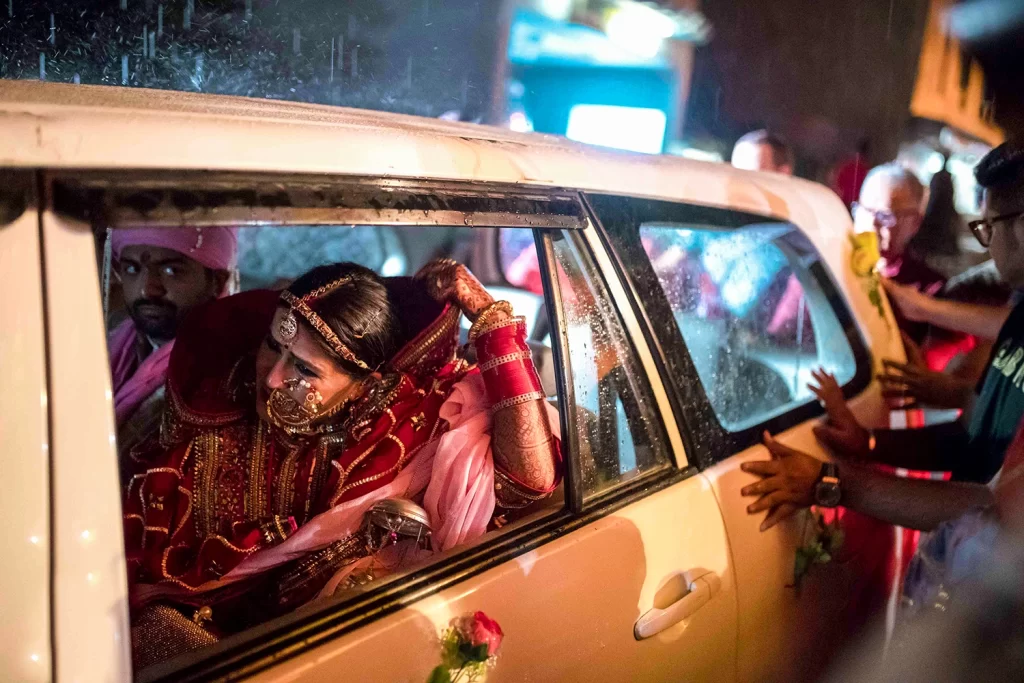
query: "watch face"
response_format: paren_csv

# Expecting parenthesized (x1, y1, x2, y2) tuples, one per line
(815, 481, 841, 508)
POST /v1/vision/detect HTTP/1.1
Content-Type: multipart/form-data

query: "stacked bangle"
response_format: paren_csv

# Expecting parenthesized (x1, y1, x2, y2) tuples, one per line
(473, 308, 544, 412)
(469, 300, 514, 343)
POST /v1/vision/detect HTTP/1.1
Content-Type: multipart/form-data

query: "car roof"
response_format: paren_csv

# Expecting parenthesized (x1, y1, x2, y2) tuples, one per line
(0, 81, 846, 230)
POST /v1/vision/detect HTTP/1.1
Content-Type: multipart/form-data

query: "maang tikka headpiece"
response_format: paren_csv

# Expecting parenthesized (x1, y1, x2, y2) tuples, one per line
(278, 276, 372, 371)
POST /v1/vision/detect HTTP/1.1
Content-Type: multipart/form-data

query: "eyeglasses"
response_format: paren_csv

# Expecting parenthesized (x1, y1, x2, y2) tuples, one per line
(968, 211, 1024, 248)
(851, 202, 917, 230)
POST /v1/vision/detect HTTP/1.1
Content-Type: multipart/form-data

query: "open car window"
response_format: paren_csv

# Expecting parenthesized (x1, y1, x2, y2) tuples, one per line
(101, 224, 564, 659)
(57, 173, 685, 680)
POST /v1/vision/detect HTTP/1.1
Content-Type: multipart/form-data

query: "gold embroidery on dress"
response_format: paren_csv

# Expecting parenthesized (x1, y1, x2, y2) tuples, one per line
(305, 434, 343, 523)
(274, 446, 303, 518)
(173, 486, 193, 540)
(390, 305, 460, 373)
(339, 432, 411, 497)
(193, 431, 220, 539)
(245, 421, 269, 522)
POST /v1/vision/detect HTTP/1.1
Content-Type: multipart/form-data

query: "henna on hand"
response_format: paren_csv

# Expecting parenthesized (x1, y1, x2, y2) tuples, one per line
(414, 259, 496, 320)
(454, 269, 495, 321)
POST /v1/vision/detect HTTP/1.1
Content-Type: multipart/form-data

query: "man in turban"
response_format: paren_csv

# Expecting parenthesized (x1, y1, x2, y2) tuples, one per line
(107, 226, 239, 462)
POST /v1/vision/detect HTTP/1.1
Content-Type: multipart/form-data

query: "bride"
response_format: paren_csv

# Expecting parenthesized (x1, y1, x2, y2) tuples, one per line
(122, 259, 560, 665)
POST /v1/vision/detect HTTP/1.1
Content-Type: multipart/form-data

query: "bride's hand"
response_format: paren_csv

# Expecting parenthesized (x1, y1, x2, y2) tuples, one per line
(415, 259, 495, 319)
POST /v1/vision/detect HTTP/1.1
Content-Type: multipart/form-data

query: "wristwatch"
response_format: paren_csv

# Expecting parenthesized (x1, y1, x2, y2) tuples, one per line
(813, 462, 842, 508)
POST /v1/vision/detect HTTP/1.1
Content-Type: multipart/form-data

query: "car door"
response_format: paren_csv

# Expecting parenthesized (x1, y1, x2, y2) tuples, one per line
(588, 191, 898, 683)
(0, 172, 53, 682)
(239, 221, 739, 683)
(46, 172, 739, 682)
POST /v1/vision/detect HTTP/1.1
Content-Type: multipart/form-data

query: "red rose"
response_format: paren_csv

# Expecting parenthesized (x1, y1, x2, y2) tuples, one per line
(468, 611, 503, 657)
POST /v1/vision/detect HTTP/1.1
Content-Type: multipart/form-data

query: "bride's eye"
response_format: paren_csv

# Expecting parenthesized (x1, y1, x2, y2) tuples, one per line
(295, 361, 319, 379)
(265, 336, 282, 353)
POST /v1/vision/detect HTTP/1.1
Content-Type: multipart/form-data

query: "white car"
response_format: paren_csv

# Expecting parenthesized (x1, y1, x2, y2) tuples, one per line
(0, 81, 900, 683)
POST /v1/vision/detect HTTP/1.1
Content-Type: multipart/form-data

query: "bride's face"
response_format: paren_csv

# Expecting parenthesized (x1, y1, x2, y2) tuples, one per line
(255, 307, 362, 423)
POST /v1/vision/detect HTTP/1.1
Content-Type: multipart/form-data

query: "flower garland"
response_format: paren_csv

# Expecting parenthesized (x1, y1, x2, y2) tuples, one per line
(791, 510, 844, 589)
(849, 231, 889, 328)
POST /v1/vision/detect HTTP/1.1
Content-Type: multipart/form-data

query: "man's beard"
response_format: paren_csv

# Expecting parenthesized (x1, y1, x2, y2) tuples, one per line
(130, 298, 179, 341)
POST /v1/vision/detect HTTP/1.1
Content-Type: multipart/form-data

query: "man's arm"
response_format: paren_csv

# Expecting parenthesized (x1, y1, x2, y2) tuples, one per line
(742, 433, 994, 532)
(867, 422, 969, 471)
(883, 279, 1010, 339)
(840, 462, 994, 530)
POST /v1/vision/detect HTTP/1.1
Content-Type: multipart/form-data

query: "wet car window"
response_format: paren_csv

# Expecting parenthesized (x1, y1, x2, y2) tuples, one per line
(548, 230, 671, 498)
(96, 220, 567, 672)
(236, 225, 407, 290)
(639, 222, 858, 432)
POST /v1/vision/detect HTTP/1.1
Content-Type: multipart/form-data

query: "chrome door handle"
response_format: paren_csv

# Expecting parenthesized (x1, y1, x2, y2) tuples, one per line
(634, 569, 722, 640)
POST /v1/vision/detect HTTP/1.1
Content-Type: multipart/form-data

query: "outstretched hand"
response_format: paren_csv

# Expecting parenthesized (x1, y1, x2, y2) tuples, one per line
(877, 332, 972, 409)
(808, 368, 870, 459)
(741, 432, 823, 531)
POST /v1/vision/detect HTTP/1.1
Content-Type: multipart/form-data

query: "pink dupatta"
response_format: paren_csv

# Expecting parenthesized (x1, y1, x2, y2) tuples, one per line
(108, 318, 175, 424)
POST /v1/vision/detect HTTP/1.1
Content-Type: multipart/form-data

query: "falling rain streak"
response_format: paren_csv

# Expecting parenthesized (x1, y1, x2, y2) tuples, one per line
(1, 1, 501, 120)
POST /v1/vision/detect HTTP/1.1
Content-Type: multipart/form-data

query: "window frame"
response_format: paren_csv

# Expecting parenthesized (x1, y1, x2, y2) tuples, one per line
(537, 228, 679, 512)
(583, 192, 872, 470)
(54, 171, 693, 682)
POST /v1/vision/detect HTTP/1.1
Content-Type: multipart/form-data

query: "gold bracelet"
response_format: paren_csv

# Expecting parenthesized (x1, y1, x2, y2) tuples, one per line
(472, 316, 527, 348)
(469, 300, 514, 342)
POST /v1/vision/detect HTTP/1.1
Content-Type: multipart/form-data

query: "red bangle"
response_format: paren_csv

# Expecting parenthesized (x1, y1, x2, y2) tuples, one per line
(480, 351, 543, 406)
(474, 317, 543, 407)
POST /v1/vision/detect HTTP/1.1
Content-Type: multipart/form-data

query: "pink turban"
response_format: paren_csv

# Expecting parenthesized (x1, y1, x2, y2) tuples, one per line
(110, 226, 239, 271)
(107, 226, 239, 426)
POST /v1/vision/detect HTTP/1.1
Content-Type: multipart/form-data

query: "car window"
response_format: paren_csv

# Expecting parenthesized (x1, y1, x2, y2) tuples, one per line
(587, 192, 871, 464)
(92, 217, 567, 674)
(639, 222, 857, 431)
(236, 225, 408, 289)
(546, 230, 672, 499)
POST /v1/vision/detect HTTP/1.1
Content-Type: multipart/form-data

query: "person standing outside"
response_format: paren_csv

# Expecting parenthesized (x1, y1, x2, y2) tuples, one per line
(730, 129, 795, 175)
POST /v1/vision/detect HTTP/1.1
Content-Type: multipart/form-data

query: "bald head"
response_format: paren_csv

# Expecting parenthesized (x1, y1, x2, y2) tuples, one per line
(731, 130, 794, 175)
(854, 163, 928, 261)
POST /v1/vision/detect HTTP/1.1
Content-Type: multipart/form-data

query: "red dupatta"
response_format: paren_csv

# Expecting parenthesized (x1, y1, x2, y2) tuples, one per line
(124, 280, 468, 593)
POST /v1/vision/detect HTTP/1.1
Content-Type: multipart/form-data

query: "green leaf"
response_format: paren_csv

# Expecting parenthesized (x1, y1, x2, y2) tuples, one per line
(458, 642, 491, 664)
(794, 550, 810, 583)
(427, 665, 452, 683)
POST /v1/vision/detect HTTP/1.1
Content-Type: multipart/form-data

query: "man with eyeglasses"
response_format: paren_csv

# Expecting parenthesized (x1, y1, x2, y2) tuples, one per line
(852, 163, 948, 345)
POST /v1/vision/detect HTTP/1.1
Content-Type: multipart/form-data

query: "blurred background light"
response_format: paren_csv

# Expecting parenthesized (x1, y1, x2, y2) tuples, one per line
(565, 103, 666, 153)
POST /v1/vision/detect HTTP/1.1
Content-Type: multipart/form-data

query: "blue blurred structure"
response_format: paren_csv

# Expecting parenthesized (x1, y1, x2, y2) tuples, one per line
(508, 7, 679, 154)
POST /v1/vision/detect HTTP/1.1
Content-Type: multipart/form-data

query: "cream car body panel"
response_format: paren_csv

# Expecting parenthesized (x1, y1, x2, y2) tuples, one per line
(0, 82, 901, 682)
(0, 185, 52, 682)
(40, 209, 133, 681)
(248, 480, 737, 683)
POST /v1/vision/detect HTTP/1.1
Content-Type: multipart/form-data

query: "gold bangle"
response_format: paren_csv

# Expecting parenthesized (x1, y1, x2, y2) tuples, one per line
(469, 300, 514, 342)
(472, 316, 527, 346)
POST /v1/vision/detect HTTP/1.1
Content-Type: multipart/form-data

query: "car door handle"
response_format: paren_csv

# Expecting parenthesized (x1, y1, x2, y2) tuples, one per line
(634, 569, 722, 640)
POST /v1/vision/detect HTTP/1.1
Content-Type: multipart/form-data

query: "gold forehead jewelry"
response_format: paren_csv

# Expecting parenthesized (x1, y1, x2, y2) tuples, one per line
(279, 276, 371, 372)
(279, 310, 298, 342)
